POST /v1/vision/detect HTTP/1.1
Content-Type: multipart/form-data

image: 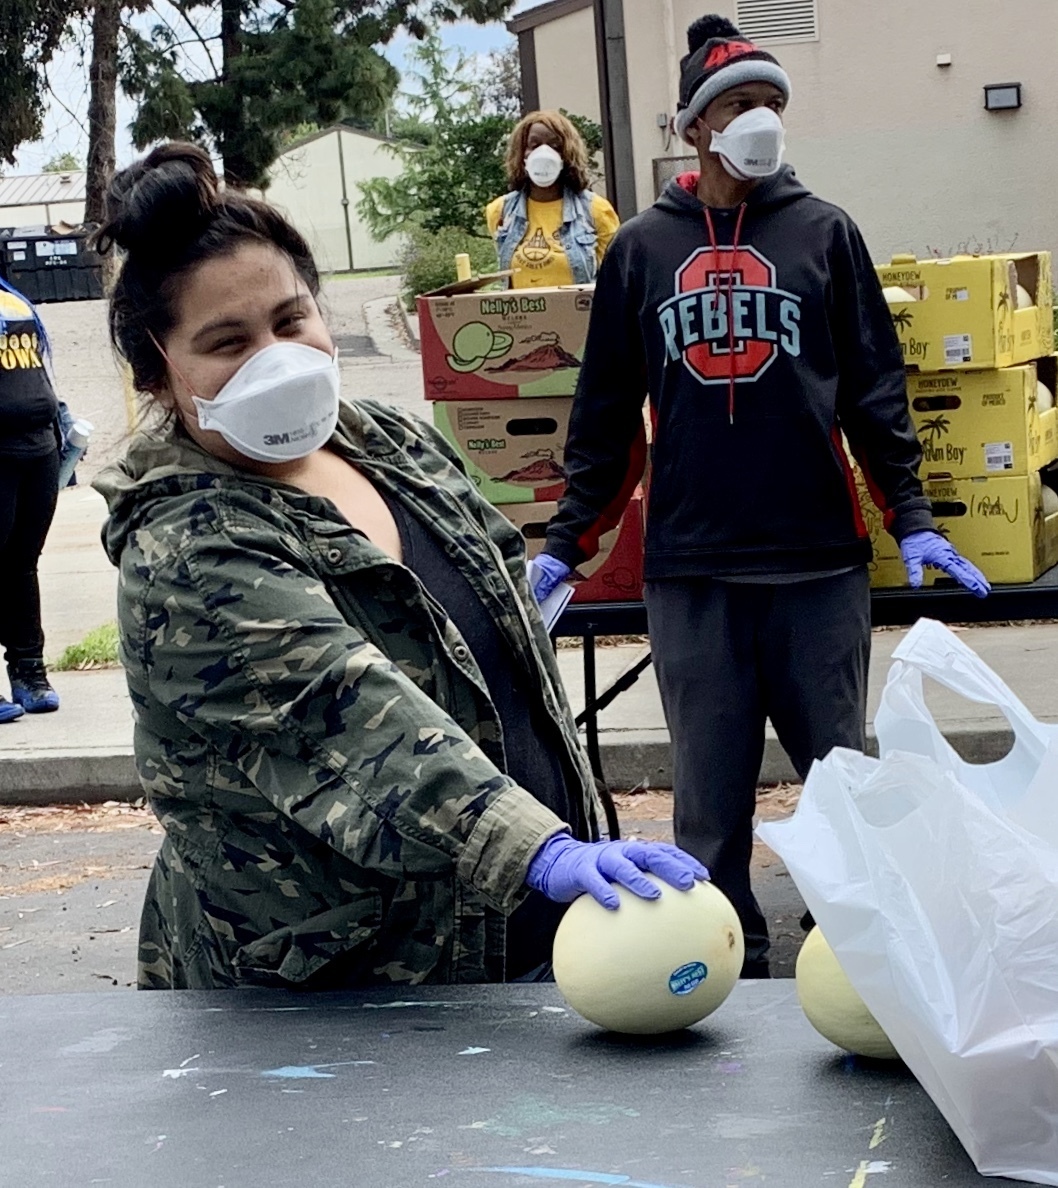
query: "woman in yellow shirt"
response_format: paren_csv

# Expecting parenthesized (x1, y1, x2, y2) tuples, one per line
(485, 111, 619, 289)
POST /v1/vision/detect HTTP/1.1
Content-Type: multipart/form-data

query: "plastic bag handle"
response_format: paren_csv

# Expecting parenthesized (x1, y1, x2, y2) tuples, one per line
(890, 618, 1045, 748)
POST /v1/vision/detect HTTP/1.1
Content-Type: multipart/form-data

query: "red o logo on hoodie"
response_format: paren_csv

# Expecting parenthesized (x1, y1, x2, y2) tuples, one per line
(659, 245, 802, 386)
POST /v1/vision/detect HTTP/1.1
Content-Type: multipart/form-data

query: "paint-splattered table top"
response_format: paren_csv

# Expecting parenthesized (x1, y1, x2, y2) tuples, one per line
(1, 981, 995, 1187)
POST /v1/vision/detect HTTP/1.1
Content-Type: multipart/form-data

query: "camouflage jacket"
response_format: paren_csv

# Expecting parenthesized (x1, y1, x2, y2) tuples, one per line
(93, 399, 599, 990)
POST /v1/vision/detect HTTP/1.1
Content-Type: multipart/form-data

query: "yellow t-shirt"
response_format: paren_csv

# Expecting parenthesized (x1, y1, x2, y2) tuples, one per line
(485, 192, 620, 289)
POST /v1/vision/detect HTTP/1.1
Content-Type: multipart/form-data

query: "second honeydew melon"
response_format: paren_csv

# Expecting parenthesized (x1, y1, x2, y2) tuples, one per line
(795, 927, 900, 1061)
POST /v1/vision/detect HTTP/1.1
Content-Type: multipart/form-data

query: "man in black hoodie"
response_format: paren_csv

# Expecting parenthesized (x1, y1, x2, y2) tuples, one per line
(533, 15, 988, 977)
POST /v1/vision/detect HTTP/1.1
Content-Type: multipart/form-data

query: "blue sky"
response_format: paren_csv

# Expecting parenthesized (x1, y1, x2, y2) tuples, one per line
(10, 0, 537, 175)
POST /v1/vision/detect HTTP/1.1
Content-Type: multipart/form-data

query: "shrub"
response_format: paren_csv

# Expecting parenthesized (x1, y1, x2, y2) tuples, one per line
(398, 226, 498, 311)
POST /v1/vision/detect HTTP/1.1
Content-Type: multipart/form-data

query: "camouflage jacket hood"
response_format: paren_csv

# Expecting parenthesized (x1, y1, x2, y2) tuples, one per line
(94, 399, 598, 990)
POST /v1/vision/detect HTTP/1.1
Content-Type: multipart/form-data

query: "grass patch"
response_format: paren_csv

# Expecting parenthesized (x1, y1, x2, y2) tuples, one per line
(52, 622, 120, 671)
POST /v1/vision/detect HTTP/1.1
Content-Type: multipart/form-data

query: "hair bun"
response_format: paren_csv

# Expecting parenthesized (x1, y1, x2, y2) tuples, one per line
(95, 141, 219, 260)
(686, 14, 742, 52)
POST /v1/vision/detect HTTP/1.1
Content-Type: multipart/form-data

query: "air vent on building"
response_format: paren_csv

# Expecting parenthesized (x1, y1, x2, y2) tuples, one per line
(735, 0, 818, 43)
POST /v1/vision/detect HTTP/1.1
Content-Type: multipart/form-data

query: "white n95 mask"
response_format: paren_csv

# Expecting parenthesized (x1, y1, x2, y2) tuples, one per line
(192, 341, 340, 464)
(525, 144, 564, 188)
(709, 107, 785, 180)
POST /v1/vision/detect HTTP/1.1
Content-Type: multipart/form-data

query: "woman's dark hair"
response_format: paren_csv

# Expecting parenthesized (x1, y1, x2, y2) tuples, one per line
(94, 142, 320, 396)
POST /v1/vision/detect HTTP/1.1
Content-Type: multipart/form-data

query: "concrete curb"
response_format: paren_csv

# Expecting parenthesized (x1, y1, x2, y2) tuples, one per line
(599, 724, 1016, 791)
(0, 750, 140, 806)
(0, 725, 1017, 805)
(397, 300, 420, 348)
(361, 296, 419, 361)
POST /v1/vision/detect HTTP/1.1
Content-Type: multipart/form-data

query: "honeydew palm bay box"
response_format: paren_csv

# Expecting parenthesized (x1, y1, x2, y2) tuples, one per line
(876, 252, 1053, 371)
(909, 357, 1058, 481)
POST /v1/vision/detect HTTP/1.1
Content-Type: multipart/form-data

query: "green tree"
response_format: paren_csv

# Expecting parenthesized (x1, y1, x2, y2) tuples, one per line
(0, 0, 87, 166)
(357, 39, 606, 241)
(43, 150, 83, 172)
(357, 33, 511, 239)
(121, 0, 517, 190)
(477, 42, 520, 119)
(562, 108, 604, 186)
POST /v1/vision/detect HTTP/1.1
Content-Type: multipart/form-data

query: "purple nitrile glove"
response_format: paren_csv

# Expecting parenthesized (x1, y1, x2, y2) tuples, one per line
(529, 552, 571, 604)
(900, 530, 990, 598)
(526, 835, 710, 911)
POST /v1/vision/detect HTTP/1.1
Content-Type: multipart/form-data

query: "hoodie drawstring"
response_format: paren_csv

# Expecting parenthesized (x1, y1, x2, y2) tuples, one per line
(703, 203, 747, 424)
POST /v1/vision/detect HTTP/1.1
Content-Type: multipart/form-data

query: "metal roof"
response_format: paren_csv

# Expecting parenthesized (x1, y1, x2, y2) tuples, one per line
(0, 171, 87, 208)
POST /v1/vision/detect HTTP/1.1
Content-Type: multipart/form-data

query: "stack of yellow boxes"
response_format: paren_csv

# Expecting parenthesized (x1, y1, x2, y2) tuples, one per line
(863, 252, 1058, 586)
(416, 278, 646, 602)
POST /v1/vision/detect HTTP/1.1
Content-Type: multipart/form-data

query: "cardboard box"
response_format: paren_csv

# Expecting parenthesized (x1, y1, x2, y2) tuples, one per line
(433, 397, 571, 504)
(856, 459, 1058, 587)
(852, 465, 927, 588)
(418, 282, 593, 401)
(909, 356, 1058, 479)
(876, 252, 1053, 371)
(502, 494, 646, 603)
(926, 472, 1058, 584)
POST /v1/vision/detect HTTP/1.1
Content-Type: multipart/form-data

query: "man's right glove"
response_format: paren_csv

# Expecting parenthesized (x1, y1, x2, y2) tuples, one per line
(528, 553, 571, 604)
(526, 835, 709, 911)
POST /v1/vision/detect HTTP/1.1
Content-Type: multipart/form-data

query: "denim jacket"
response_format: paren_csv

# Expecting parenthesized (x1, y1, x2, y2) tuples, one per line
(494, 188, 598, 284)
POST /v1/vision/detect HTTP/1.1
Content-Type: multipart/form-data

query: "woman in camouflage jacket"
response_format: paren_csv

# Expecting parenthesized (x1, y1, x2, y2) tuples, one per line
(92, 143, 707, 991)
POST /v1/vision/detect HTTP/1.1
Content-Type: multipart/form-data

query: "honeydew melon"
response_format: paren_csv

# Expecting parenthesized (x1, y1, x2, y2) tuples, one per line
(795, 927, 899, 1060)
(553, 875, 744, 1034)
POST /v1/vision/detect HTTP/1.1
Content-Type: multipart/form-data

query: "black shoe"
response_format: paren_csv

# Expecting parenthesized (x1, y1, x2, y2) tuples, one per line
(9, 660, 60, 714)
(800, 910, 815, 932)
(740, 958, 771, 979)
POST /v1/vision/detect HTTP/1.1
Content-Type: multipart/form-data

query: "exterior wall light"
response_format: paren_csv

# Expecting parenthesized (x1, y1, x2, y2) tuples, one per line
(984, 83, 1022, 111)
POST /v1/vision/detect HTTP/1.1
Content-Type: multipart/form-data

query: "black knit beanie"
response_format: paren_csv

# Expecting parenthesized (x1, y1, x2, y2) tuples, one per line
(675, 14, 792, 143)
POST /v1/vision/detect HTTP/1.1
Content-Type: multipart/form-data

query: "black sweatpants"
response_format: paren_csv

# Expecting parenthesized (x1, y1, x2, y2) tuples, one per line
(0, 449, 59, 668)
(644, 568, 870, 967)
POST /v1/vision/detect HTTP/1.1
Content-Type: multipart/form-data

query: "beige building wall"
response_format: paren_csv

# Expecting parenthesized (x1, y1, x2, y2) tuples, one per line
(533, 6, 602, 124)
(0, 201, 87, 229)
(530, 0, 1058, 259)
(266, 127, 404, 273)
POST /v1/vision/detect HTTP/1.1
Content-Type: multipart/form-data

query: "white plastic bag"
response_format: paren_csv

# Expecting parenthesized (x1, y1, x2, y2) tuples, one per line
(758, 619, 1058, 1184)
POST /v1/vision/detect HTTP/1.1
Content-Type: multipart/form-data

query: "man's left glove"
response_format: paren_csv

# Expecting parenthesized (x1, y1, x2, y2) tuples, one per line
(900, 530, 990, 598)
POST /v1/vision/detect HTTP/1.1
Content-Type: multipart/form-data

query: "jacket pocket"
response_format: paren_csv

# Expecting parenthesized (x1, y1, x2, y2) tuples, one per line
(231, 889, 383, 987)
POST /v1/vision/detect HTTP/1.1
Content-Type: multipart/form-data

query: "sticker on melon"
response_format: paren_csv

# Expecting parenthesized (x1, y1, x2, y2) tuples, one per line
(795, 926, 900, 1060)
(553, 874, 744, 1034)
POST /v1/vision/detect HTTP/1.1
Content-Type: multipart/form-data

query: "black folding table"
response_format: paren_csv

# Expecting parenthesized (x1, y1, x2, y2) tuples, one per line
(553, 567, 1058, 800)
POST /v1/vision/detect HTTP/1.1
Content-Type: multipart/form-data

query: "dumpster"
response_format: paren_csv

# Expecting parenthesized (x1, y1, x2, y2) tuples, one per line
(0, 225, 103, 303)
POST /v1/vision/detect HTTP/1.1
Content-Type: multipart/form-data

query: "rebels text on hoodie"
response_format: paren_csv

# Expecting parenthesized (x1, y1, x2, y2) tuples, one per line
(544, 168, 933, 579)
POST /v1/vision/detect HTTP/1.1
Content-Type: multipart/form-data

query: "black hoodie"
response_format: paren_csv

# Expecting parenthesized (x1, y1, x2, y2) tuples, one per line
(545, 166, 933, 579)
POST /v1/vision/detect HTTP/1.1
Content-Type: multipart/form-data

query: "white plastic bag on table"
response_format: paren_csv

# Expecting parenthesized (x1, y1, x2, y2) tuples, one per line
(757, 619, 1058, 1184)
